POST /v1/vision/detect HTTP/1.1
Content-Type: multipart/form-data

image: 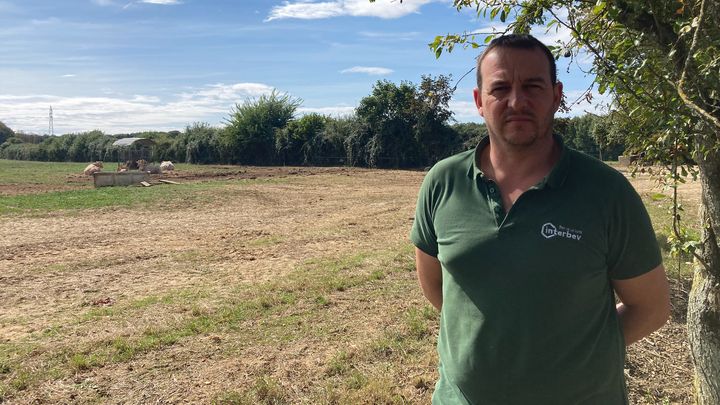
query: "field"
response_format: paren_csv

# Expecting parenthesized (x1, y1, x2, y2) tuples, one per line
(0, 159, 701, 404)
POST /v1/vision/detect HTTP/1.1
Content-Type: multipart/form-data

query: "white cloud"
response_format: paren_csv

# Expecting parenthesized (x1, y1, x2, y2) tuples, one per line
(449, 100, 479, 121)
(266, 0, 435, 21)
(91, 0, 116, 6)
(0, 83, 277, 134)
(131, 95, 160, 103)
(340, 66, 393, 75)
(61, 74, 77, 78)
(267, 2, 343, 20)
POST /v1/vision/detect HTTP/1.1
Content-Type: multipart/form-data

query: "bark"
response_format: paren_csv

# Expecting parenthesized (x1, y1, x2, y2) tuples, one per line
(689, 135, 720, 405)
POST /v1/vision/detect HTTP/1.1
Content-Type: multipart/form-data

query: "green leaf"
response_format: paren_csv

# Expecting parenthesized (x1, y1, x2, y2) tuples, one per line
(592, 1, 606, 15)
(430, 35, 442, 48)
(500, 9, 507, 23)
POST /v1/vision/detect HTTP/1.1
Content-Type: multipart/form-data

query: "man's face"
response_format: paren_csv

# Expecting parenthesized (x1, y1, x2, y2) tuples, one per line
(473, 47, 562, 149)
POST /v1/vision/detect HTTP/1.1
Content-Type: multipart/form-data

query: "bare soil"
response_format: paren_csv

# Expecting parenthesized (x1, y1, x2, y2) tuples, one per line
(0, 164, 700, 404)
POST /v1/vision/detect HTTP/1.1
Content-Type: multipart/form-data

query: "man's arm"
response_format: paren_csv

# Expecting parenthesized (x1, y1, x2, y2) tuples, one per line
(612, 264, 671, 345)
(415, 247, 443, 311)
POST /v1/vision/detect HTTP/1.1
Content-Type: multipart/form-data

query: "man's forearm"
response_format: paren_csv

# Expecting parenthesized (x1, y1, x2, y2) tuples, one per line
(616, 302, 669, 345)
(612, 265, 671, 346)
(415, 247, 443, 311)
(420, 279, 443, 311)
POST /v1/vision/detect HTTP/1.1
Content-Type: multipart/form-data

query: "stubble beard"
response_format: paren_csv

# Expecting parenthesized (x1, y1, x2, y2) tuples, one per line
(490, 114, 554, 150)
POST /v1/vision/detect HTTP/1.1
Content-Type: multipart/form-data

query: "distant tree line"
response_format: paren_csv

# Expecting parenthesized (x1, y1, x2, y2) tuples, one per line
(0, 76, 624, 168)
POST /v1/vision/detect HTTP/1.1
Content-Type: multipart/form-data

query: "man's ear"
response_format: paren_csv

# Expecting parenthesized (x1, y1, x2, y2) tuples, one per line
(553, 81, 564, 112)
(473, 87, 484, 117)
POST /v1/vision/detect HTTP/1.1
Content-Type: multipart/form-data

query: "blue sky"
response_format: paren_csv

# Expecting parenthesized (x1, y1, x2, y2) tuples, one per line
(0, 0, 606, 135)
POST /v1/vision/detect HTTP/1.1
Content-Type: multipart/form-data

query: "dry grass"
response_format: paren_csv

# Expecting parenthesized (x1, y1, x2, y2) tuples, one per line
(0, 162, 701, 404)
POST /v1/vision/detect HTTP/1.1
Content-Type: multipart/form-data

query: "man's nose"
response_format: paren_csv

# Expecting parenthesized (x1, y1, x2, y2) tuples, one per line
(507, 86, 529, 110)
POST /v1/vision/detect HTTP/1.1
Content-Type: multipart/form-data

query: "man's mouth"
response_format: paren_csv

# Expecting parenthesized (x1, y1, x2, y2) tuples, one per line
(505, 116, 533, 122)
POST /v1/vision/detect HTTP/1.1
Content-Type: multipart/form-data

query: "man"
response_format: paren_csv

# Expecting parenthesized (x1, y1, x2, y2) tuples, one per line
(410, 34, 670, 404)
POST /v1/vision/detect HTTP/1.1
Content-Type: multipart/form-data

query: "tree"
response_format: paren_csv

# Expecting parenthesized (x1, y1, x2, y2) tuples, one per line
(415, 0, 720, 401)
(355, 75, 457, 168)
(314, 115, 358, 166)
(67, 130, 106, 162)
(452, 122, 488, 151)
(223, 90, 301, 165)
(357, 80, 421, 167)
(0, 121, 15, 145)
(182, 122, 222, 164)
(275, 113, 328, 165)
(415, 75, 461, 163)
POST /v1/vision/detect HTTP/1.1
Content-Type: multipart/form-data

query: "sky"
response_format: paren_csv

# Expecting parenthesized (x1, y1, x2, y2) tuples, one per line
(0, 0, 607, 135)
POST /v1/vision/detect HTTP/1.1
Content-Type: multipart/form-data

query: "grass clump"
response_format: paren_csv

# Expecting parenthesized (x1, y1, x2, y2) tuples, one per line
(326, 350, 352, 376)
(250, 376, 289, 404)
(0, 359, 11, 375)
(370, 269, 385, 280)
(346, 370, 368, 390)
(69, 353, 99, 372)
(248, 236, 283, 247)
(10, 369, 33, 391)
(346, 377, 406, 404)
(405, 307, 433, 339)
(212, 391, 246, 405)
(314, 295, 330, 307)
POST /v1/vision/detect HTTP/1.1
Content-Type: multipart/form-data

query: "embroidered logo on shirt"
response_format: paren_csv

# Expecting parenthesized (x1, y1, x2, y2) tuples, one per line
(541, 222, 583, 241)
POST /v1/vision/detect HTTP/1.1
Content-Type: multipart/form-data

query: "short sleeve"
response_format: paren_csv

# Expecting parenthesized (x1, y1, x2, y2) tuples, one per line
(606, 177, 663, 280)
(410, 171, 439, 257)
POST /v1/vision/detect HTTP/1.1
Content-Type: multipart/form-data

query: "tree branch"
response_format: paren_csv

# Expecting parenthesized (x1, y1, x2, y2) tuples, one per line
(677, 0, 720, 130)
(546, 8, 668, 113)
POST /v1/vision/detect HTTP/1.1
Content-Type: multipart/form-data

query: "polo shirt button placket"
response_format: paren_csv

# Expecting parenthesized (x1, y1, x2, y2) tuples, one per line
(494, 205, 504, 223)
(486, 183, 504, 224)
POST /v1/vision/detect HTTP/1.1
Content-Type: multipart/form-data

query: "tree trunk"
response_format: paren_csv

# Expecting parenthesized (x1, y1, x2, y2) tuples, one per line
(688, 136, 720, 405)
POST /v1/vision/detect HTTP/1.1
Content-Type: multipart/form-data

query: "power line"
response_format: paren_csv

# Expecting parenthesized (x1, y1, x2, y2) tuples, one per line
(48, 105, 54, 136)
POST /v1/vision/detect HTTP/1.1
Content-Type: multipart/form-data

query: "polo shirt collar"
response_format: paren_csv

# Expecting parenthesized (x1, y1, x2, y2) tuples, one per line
(467, 133, 570, 189)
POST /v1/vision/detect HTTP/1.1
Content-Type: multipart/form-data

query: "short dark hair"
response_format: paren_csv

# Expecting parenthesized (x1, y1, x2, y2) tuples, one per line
(476, 34, 557, 88)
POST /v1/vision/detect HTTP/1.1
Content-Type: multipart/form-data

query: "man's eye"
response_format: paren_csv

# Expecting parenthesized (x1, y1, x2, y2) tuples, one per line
(491, 86, 509, 92)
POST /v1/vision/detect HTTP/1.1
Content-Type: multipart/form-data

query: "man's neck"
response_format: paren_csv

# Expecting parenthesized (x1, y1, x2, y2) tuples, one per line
(479, 133, 560, 193)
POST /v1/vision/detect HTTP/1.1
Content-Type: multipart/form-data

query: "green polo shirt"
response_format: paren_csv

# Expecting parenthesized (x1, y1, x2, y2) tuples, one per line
(410, 136, 662, 405)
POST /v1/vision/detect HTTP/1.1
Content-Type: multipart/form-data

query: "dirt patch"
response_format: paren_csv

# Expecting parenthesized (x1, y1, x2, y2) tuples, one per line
(615, 166, 702, 210)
